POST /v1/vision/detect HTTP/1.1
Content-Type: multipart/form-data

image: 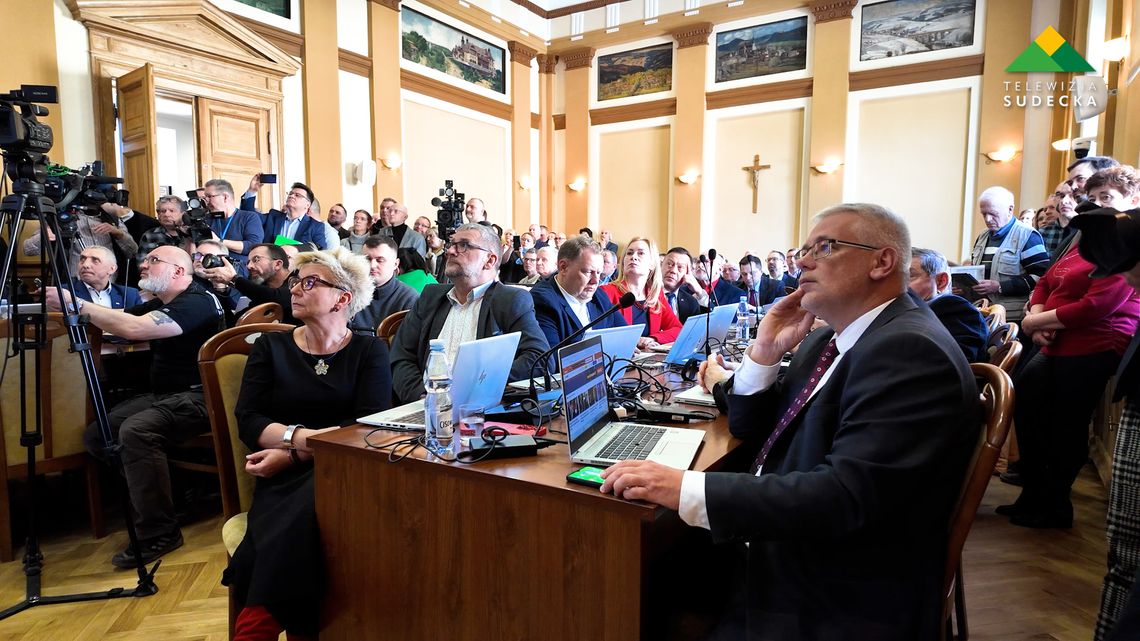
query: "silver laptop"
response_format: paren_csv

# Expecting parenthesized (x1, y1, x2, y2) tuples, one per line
(560, 336, 703, 469)
(637, 303, 738, 365)
(359, 332, 522, 430)
(585, 323, 644, 378)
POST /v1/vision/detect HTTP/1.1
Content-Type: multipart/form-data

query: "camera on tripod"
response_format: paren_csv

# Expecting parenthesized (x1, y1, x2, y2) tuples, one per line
(182, 189, 223, 244)
(430, 179, 465, 241)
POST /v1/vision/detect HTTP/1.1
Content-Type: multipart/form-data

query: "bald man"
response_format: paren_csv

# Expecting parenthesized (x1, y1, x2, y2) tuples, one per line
(964, 186, 1049, 321)
(44, 245, 225, 569)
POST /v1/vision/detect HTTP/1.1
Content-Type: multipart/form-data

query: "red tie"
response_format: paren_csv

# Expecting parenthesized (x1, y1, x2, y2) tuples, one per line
(753, 338, 839, 471)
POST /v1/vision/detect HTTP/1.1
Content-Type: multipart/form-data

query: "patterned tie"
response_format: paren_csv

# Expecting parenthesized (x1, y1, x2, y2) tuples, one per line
(666, 292, 677, 315)
(753, 338, 839, 471)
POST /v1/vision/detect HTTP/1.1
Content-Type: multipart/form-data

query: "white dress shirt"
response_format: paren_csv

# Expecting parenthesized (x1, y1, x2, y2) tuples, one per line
(84, 282, 113, 308)
(677, 299, 895, 530)
(555, 278, 592, 327)
(437, 280, 494, 366)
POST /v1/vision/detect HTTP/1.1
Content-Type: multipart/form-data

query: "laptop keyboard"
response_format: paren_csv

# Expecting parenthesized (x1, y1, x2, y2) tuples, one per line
(596, 424, 664, 461)
(394, 409, 425, 425)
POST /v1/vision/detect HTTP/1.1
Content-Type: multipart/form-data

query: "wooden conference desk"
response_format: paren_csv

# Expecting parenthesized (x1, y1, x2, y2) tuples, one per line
(311, 405, 749, 641)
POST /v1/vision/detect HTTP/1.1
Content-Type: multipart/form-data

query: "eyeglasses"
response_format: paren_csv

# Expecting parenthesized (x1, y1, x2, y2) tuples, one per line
(797, 238, 881, 260)
(446, 240, 494, 254)
(286, 191, 311, 201)
(144, 255, 179, 268)
(287, 274, 347, 292)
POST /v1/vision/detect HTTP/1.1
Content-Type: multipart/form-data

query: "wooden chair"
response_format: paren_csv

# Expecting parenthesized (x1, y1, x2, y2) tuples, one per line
(971, 298, 990, 310)
(941, 363, 1014, 641)
(981, 304, 1007, 332)
(986, 323, 1018, 352)
(0, 313, 105, 562)
(236, 302, 283, 326)
(376, 309, 409, 346)
(988, 340, 1023, 376)
(198, 322, 292, 637)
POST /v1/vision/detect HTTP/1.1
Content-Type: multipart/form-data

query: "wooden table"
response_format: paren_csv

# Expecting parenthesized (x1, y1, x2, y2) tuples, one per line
(311, 400, 747, 641)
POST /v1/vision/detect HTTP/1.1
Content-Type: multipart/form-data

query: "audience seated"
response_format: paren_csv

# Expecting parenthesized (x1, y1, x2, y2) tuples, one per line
(531, 236, 627, 350)
(602, 204, 980, 639)
(202, 178, 265, 265)
(764, 250, 798, 291)
(738, 254, 782, 308)
(244, 182, 332, 249)
(388, 223, 547, 404)
(348, 236, 419, 335)
(205, 243, 297, 325)
(326, 203, 350, 239)
(599, 229, 619, 255)
(394, 247, 439, 294)
(660, 247, 710, 323)
(341, 209, 372, 253)
(25, 196, 139, 278)
(708, 255, 745, 307)
(517, 248, 541, 286)
(600, 237, 682, 349)
(600, 248, 618, 284)
(72, 246, 143, 310)
(226, 247, 391, 640)
(535, 245, 557, 279)
(138, 195, 194, 266)
(908, 247, 989, 362)
(374, 202, 427, 256)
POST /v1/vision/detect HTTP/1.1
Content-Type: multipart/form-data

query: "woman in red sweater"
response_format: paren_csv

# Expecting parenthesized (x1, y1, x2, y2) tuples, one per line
(1002, 167, 1140, 529)
(600, 237, 682, 349)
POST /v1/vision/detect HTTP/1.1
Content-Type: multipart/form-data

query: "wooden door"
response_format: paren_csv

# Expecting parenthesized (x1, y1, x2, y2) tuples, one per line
(116, 64, 158, 216)
(196, 98, 271, 208)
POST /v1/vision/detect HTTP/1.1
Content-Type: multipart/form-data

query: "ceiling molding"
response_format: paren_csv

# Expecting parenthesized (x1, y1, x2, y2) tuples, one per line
(508, 41, 539, 65)
(339, 48, 371, 76)
(562, 47, 595, 70)
(806, 0, 858, 24)
(670, 22, 713, 49)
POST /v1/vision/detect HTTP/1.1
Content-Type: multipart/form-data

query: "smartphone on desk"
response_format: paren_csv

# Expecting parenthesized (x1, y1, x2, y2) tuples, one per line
(566, 466, 605, 488)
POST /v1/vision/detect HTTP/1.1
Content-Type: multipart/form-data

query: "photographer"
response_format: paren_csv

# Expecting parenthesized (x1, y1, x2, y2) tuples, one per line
(137, 195, 193, 265)
(202, 179, 264, 263)
(23, 200, 139, 276)
(204, 242, 298, 325)
(193, 240, 244, 324)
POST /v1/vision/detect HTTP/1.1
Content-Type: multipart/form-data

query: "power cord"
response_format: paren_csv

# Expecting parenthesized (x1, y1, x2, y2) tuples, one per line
(363, 425, 559, 464)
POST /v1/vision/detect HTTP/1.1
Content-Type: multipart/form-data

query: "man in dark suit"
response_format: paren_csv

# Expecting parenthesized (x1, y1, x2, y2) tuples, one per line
(765, 249, 799, 291)
(242, 182, 331, 249)
(660, 247, 710, 323)
(740, 255, 783, 308)
(709, 256, 746, 308)
(603, 204, 980, 641)
(908, 247, 989, 362)
(389, 223, 548, 404)
(531, 236, 627, 350)
(72, 245, 143, 309)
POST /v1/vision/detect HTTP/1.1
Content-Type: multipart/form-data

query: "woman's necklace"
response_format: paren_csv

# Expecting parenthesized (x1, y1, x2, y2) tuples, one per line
(301, 329, 351, 375)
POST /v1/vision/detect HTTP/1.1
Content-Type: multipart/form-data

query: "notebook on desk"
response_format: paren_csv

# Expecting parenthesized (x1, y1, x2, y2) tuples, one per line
(560, 336, 703, 469)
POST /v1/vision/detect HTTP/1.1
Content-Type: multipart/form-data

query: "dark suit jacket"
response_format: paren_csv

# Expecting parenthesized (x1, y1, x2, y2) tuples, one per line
(708, 293, 980, 641)
(711, 278, 746, 308)
(531, 277, 628, 351)
(388, 281, 549, 403)
(668, 285, 705, 324)
(72, 279, 143, 309)
(926, 292, 989, 363)
(756, 274, 786, 306)
(262, 210, 332, 249)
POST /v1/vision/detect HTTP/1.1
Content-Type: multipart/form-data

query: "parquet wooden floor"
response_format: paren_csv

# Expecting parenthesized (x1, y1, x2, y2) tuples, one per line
(0, 465, 1113, 641)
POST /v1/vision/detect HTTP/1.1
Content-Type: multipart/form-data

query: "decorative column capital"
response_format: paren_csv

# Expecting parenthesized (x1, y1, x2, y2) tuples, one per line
(561, 48, 595, 70)
(807, 0, 858, 24)
(508, 41, 538, 66)
(370, 0, 401, 11)
(671, 22, 713, 49)
(536, 53, 558, 73)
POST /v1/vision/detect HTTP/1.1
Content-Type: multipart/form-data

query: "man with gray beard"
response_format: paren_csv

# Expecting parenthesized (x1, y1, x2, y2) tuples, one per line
(203, 242, 297, 325)
(42, 245, 225, 568)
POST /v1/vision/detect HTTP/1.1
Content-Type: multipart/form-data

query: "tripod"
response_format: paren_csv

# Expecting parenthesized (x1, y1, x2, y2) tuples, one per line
(0, 154, 158, 620)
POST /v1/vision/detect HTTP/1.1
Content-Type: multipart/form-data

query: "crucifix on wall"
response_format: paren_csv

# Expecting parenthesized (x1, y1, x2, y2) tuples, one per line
(742, 154, 772, 214)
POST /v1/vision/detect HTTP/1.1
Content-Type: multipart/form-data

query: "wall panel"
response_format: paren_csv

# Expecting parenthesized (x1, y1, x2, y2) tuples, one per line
(597, 125, 671, 248)
(339, 70, 374, 212)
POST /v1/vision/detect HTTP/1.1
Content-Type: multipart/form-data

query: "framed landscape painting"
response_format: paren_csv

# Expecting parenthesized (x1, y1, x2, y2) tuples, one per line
(859, 0, 976, 61)
(232, 0, 289, 18)
(401, 7, 506, 95)
(597, 43, 673, 101)
(715, 16, 808, 83)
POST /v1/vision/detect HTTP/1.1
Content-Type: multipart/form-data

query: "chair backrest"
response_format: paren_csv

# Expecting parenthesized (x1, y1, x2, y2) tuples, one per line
(236, 302, 284, 326)
(942, 363, 1014, 605)
(198, 323, 292, 518)
(972, 298, 990, 310)
(982, 304, 1007, 331)
(988, 339, 1022, 375)
(376, 309, 409, 346)
(986, 322, 1018, 350)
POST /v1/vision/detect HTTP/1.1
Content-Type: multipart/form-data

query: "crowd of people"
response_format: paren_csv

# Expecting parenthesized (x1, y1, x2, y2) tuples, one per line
(28, 155, 1140, 640)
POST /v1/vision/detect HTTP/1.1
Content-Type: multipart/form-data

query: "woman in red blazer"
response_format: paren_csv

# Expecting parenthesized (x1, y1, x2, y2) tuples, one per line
(600, 236, 682, 349)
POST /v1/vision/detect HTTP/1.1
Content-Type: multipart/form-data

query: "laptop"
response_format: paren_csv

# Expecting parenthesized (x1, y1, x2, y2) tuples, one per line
(359, 332, 522, 430)
(674, 385, 717, 407)
(637, 304, 738, 365)
(559, 336, 703, 469)
(585, 323, 644, 378)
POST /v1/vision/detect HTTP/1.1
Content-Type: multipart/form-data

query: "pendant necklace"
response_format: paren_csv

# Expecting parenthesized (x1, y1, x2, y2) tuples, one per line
(302, 329, 351, 375)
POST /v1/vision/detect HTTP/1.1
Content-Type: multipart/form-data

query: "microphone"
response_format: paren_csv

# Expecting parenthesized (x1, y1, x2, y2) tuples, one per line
(705, 248, 719, 357)
(528, 291, 637, 400)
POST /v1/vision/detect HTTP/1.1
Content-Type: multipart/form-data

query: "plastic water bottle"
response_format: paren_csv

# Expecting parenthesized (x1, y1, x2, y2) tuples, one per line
(735, 295, 750, 345)
(424, 339, 454, 454)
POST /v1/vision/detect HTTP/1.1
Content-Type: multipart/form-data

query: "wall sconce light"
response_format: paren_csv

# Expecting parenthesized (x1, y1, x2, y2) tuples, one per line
(518, 175, 533, 191)
(810, 157, 843, 174)
(348, 159, 377, 186)
(1103, 37, 1128, 63)
(1051, 138, 1072, 151)
(381, 154, 402, 171)
(676, 171, 700, 185)
(982, 147, 1020, 164)
(568, 178, 587, 192)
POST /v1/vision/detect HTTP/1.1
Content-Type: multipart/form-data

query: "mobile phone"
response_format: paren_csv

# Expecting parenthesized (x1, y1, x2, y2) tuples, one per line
(260, 173, 277, 184)
(513, 236, 521, 250)
(566, 466, 605, 488)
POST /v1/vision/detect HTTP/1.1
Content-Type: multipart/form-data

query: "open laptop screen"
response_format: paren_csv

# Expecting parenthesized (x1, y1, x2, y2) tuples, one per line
(558, 336, 610, 447)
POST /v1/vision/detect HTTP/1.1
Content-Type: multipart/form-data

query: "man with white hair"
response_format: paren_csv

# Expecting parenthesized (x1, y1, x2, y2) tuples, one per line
(964, 185, 1049, 321)
(535, 245, 558, 279)
(72, 245, 143, 309)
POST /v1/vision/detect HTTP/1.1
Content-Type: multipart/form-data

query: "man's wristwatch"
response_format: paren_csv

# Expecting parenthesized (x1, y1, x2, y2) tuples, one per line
(282, 424, 302, 449)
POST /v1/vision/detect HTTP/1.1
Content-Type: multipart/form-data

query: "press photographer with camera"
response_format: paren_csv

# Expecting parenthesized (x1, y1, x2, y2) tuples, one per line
(201, 179, 264, 263)
(137, 195, 193, 264)
(23, 191, 139, 276)
(204, 242, 298, 325)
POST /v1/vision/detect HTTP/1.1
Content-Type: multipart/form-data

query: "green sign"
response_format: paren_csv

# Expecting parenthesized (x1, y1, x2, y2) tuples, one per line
(1007, 27, 1095, 73)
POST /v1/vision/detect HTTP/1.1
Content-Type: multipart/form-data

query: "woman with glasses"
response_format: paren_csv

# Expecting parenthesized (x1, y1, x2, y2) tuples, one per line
(395, 246, 439, 293)
(226, 247, 392, 640)
(340, 209, 372, 254)
(600, 236, 682, 350)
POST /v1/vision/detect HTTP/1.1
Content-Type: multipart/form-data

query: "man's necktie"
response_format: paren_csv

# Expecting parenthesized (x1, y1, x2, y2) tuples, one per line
(753, 338, 839, 471)
(666, 292, 677, 315)
(748, 288, 759, 307)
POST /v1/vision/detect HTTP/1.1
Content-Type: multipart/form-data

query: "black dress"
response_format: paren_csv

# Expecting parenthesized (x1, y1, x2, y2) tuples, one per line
(225, 329, 392, 635)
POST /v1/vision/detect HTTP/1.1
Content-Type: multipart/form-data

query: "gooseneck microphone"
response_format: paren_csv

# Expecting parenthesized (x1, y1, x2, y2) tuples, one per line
(528, 291, 637, 400)
(705, 248, 719, 357)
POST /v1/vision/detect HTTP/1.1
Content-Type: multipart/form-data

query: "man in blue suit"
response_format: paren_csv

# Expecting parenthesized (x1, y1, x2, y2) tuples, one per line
(531, 235, 627, 350)
(241, 181, 332, 249)
(72, 246, 143, 309)
(709, 255, 746, 309)
(908, 247, 989, 363)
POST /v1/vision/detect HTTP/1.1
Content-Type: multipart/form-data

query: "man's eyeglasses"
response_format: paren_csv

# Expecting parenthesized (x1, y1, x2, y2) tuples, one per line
(446, 240, 494, 254)
(797, 238, 881, 260)
(143, 255, 179, 268)
(286, 191, 311, 201)
(287, 274, 347, 292)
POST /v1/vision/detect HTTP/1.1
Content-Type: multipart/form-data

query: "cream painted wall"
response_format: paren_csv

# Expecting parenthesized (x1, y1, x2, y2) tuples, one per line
(597, 125, 671, 247)
(282, 68, 307, 197)
(401, 96, 510, 226)
(336, 0, 369, 55)
(552, 128, 566, 230)
(854, 89, 972, 261)
(53, 0, 96, 169)
(339, 70, 373, 212)
(709, 108, 805, 262)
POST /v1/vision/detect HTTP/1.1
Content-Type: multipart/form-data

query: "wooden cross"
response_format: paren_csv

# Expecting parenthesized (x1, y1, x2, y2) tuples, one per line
(742, 154, 772, 214)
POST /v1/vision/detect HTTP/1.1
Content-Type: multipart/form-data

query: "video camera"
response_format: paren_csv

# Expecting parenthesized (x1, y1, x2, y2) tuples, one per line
(430, 179, 465, 241)
(182, 190, 223, 244)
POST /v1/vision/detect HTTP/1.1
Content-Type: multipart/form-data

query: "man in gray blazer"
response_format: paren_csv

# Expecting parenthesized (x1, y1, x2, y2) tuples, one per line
(389, 223, 548, 404)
